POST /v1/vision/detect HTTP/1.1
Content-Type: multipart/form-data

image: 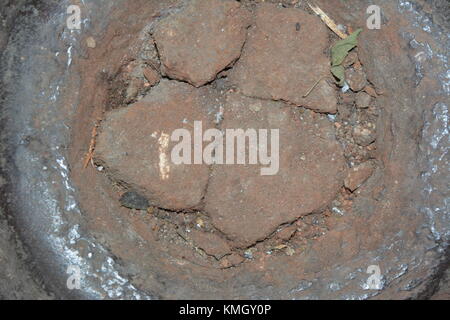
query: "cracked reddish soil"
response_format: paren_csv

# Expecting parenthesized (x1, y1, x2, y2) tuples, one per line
(63, 0, 440, 299)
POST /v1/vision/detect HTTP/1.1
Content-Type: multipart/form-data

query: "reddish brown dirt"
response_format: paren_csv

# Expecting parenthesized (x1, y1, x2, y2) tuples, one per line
(63, 0, 446, 299)
(229, 3, 338, 113)
(204, 93, 345, 247)
(154, 0, 252, 87)
(95, 80, 216, 211)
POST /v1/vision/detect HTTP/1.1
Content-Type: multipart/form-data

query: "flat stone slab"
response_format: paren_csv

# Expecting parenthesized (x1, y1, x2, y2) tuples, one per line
(229, 3, 337, 113)
(204, 93, 345, 247)
(153, 0, 251, 87)
(94, 80, 216, 211)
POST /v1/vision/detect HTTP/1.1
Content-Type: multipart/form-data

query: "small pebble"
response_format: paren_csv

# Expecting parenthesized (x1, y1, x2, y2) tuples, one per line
(143, 67, 160, 87)
(86, 37, 96, 48)
(343, 51, 358, 68)
(356, 92, 372, 109)
(119, 191, 150, 210)
(285, 246, 295, 256)
(345, 69, 367, 92)
(353, 125, 376, 146)
(196, 217, 205, 228)
(244, 249, 255, 259)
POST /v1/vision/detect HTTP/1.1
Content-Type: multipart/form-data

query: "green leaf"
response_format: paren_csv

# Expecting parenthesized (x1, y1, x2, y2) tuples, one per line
(331, 65, 345, 86)
(331, 28, 362, 67)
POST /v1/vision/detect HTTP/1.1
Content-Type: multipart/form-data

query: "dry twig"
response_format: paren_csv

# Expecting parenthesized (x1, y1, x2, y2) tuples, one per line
(302, 76, 327, 98)
(307, 2, 348, 39)
(83, 119, 102, 169)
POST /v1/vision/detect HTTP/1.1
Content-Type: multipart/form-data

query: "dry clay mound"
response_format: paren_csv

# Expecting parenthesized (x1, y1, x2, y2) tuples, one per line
(95, 0, 347, 248)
